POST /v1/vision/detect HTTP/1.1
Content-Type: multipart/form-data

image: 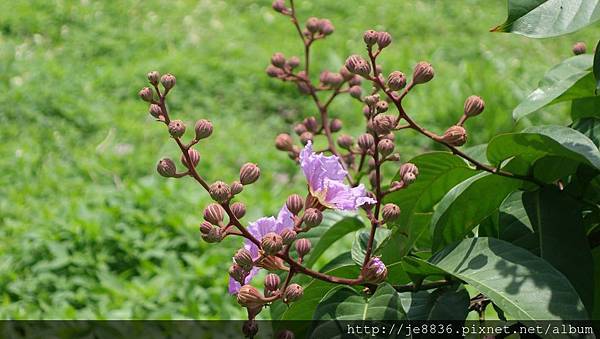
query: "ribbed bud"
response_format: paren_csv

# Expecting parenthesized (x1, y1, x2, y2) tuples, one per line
(299, 132, 313, 145)
(463, 96, 485, 117)
(318, 19, 334, 35)
(357, 133, 375, 152)
(377, 139, 395, 157)
(293, 123, 307, 136)
(160, 73, 176, 90)
(382, 203, 401, 223)
(375, 100, 389, 113)
(149, 104, 162, 118)
(340, 66, 353, 80)
(147, 71, 160, 85)
(234, 248, 254, 270)
(572, 42, 587, 55)
(280, 228, 297, 245)
(240, 163, 261, 185)
(194, 119, 213, 140)
(229, 264, 246, 285)
(363, 94, 380, 106)
(303, 208, 323, 228)
(286, 194, 304, 215)
(266, 65, 284, 78)
(440, 125, 467, 146)
(319, 70, 332, 85)
(199, 221, 213, 235)
(209, 181, 231, 203)
(272, 0, 287, 13)
(376, 31, 392, 49)
(363, 30, 379, 46)
(204, 203, 225, 225)
(399, 163, 419, 179)
(387, 71, 407, 91)
(138, 87, 153, 102)
(271, 52, 286, 68)
(403, 172, 417, 185)
(363, 257, 388, 284)
(237, 285, 266, 308)
(287, 56, 300, 69)
(231, 201, 247, 219)
(156, 158, 176, 177)
(264, 273, 281, 291)
(295, 238, 311, 258)
(337, 134, 354, 150)
(201, 226, 222, 243)
(275, 133, 294, 151)
(412, 62, 434, 84)
(180, 148, 200, 168)
(261, 232, 283, 255)
(303, 117, 318, 133)
(168, 120, 186, 138)
(373, 114, 396, 135)
(329, 118, 342, 132)
(283, 284, 304, 303)
(348, 85, 362, 99)
(345, 55, 371, 76)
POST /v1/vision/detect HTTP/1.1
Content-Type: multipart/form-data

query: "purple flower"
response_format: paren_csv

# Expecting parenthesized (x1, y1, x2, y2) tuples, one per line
(228, 205, 294, 294)
(300, 141, 376, 210)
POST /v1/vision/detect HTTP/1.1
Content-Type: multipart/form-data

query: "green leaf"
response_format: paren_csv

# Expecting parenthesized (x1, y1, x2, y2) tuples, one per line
(487, 125, 600, 171)
(571, 96, 600, 120)
(594, 39, 600, 94)
(572, 117, 600, 148)
(351, 227, 391, 266)
(492, 0, 600, 38)
(431, 172, 522, 251)
(401, 256, 448, 284)
(398, 284, 470, 320)
(513, 55, 594, 121)
(429, 237, 588, 320)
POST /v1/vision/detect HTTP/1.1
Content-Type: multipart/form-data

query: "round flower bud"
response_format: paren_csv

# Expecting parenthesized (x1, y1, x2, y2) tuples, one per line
(382, 203, 401, 223)
(295, 238, 311, 258)
(412, 62, 434, 85)
(345, 55, 371, 77)
(306, 17, 320, 33)
(329, 118, 342, 132)
(180, 148, 200, 168)
(373, 114, 396, 135)
(337, 134, 354, 150)
(231, 201, 247, 219)
(168, 119, 186, 138)
(329, 73, 344, 86)
(156, 158, 176, 177)
(240, 163, 261, 185)
(138, 87, 153, 102)
(299, 132, 313, 145)
(375, 100, 389, 113)
(303, 116, 318, 133)
(209, 181, 231, 203)
(200, 221, 213, 235)
(264, 273, 281, 291)
(363, 30, 379, 46)
(363, 257, 388, 284)
(160, 73, 176, 90)
(376, 31, 392, 49)
(266, 65, 284, 78)
(357, 133, 375, 152)
(272, 0, 287, 13)
(271, 52, 286, 68)
(463, 95, 485, 117)
(303, 208, 323, 228)
(286, 194, 304, 215)
(149, 104, 162, 118)
(204, 203, 225, 225)
(287, 56, 300, 69)
(280, 228, 297, 245)
(399, 163, 419, 178)
(147, 71, 160, 85)
(403, 172, 417, 185)
(572, 42, 587, 55)
(237, 285, 266, 308)
(340, 65, 353, 80)
(277, 330, 295, 339)
(261, 232, 283, 255)
(283, 284, 304, 303)
(348, 85, 362, 99)
(441, 125, 467, 146)
(293, 123, 307, 136)
(363, 94, 380, 106)
(348, 75, 362, 87)
(387, 71, 406, 91)
(231, 181, 244, 195)
(234, 248, 254, 270)
(318, 19, 334, 35)
(194, 119, 213, 140)
(201, 226, 222, 243)
(275, 133, 294, 151)
(377, 139, 395, 157)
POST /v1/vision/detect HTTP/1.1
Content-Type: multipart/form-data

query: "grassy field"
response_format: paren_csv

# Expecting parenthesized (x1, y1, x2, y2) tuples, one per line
(0, 0, 596, 319)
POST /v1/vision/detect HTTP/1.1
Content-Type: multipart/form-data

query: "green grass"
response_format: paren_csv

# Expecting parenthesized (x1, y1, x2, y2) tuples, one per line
(0, 0, 596, 319)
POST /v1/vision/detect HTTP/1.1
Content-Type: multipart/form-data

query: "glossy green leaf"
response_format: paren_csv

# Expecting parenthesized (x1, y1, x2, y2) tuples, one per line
(572, 117, 600, 148)
(398, 284, 469, 320)
(351, 227, 391, 266)
(430, 237, 588, 320)
(492, 0, 600, 38)
(571, 96, 600, 120)
(594, 39, 600, 93)
(401, 256, 448, 285)
(513, 55, 594, 121)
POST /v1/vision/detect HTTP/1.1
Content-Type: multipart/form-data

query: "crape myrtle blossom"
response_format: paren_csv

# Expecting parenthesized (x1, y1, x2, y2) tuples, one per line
(300, 141, 376, 210)
(229, 205, 294, 294)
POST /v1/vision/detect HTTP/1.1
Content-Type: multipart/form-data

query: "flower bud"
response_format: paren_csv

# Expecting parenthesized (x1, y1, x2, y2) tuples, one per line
(329, 73, 344, 86)
(234, 248, 254, 270)
(440, 125, 467, 146)
(180, 148, 200, 168)
(287, 56, 300, 69)
(329, 118, 342, 132)
(149, 104, 162, 118)
(412, 61, 434, 84)
(168, 119, 186, 138)
(275, 133, 294, 151)
(200, 220, 213, 235)
(240, 163, 261, 185)
(572, 42, 587, 55)
(209, 181, 231, 203)
(403, 172, 417, 185)
(344, 55, 371, 76)
(293, 123, 307, 136)
(286, 194, 304, 215)
(375, 100, 389, 113)
(147, 71, 160, 85)
(340, 65, 353, 80)
(283, 283, 304, 303)
(348, 75, 362, 87)
(204, 203, 225, 225)
(363, 257, 388, 284)
(237, 285, 266, 308)
(295, 238, 311, 258)
(231, 201, 247, 219)
(230, 183, 243, 198)
(363, 30, 379, 46)
(271, 52, 286, 68)
(272, 0, 287, 13)
(201, 226, 222, 243)
(387, 71, 406, 91)
(303, 208, 323, 228)
(303, 116, 318, 133)
(280, 228, 297, 245)
(363, 94, 380, 106)
(261, 232, 283, 255)
(156, 158, 176, 177)
(318, 19, 334, 35)
(303, 16, 319, 33)
(377, 139, 395, 157)
(399, 163, 419, 179)
(376, 31, 392, 49)
(266, 65, 285, 78)
(264, 273, 281, 291)
(357, 133, 375, 152)
(299, 132, 313, 145)
(463, 95, 485, 117)
(382, 203, 401, 223)
(348, 85, 362, 99)
(194, 119, 213, 140)
(337, 134, 354, 150)
(277, 330, 295, 339)
(160, 73, 176, 90)
(373, 114, 396, 135)
(138, 87, 153, 102)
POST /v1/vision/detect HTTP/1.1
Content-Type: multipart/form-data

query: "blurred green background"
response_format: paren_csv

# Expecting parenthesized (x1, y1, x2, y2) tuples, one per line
(0, 0, 596, 319)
